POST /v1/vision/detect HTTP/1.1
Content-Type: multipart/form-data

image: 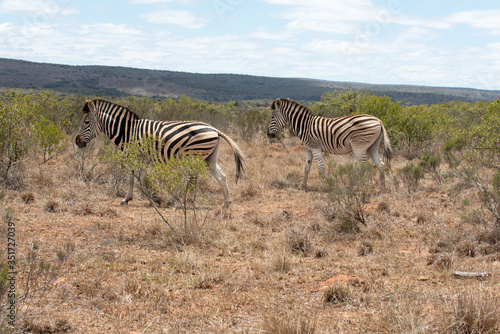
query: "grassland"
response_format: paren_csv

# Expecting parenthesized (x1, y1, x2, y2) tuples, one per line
(1, 133, 499, 333)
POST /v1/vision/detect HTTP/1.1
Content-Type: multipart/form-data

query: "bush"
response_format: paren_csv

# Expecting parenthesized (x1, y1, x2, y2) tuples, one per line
(326, 162, 376, 225)
(102, 136, 210, 238)
(419, 153, 442, 185)
(0, 89, 68, 182)
(396, 163, 424, 194)
(446, 291, 500, 334)
(236, 109, 270, 142)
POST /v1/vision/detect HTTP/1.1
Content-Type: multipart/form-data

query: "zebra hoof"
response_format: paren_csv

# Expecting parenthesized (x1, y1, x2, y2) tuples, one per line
(120, 200, 129, 206)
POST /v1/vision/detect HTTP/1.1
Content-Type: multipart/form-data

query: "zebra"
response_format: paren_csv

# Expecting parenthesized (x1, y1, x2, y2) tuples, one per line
(267, 98, 392, 190)
(75, 99, 244, 208)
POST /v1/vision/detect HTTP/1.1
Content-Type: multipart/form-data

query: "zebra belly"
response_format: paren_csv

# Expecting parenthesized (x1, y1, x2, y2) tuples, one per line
(318, 142, 352, 155)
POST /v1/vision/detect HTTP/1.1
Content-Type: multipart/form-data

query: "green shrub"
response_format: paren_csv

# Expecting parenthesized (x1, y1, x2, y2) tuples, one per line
(396, 163, 424, 194)
(0, 89, 68, 181)
(326, 162, 376, 225)
(419, 153, 442, 185)
(102, 136, 210, 235)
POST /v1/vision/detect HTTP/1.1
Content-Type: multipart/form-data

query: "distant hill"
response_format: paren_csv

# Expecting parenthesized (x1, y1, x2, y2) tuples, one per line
(1, 57, 499, 105)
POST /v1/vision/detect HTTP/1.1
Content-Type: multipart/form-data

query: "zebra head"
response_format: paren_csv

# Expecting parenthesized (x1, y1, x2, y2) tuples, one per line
(267, 98, 288, 139)
(75, 100, 102, 148)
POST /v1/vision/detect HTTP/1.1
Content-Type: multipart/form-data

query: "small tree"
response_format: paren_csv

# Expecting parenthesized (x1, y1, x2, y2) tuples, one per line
(419, 153, 442, 185)
(396, 163, 425, 194)
(102, 136, 210, 237)
(0, 89, 68, 182)
(326, 162, 376, 225)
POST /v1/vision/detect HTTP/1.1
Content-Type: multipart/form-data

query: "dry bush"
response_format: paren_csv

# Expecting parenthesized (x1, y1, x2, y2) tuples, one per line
(357, 241, 373, 256)
(455, 240, 476, 257)
(269, 252, 293, 273)
(445, 291, 500, 334)
(243, 210, 272, 227)
(427, 253, 453, 271)
(396, 163, 425, 194)
(44, 199, 60, 213)
(261, 313, 316, 334)
(73, 202, 94, 216)
(30, 166, 54, 188)
(20, 192, 35, 204)
(286, 226, 314, 256)
(375, 290, 440, 333)
(239, 182, 259, 199)
(323, 285, 351, 305)
(21, 318, 71, 334)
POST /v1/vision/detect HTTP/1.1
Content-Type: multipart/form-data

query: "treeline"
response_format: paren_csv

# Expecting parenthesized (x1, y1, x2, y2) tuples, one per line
(3, 58, 500, 105)
(1, 88, 499, 161)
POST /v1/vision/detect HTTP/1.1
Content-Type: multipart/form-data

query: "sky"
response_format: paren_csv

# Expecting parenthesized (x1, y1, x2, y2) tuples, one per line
(1, 0, 500, 90)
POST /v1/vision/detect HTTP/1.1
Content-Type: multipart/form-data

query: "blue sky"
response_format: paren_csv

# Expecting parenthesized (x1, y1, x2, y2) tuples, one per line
(1, 0, 500, 90)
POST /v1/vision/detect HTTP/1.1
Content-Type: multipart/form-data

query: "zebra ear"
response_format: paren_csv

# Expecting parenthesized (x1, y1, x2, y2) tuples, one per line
(271, 98, 281, 110)
(83, 100, 95, 113)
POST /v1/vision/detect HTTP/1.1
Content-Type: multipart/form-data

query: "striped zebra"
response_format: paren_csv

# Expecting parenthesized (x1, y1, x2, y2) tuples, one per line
(75, 99, 244, 208)
(267, 98, 392, 190)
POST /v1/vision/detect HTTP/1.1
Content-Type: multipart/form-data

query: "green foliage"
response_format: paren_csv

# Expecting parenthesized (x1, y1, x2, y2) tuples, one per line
(396, 163, 425, 194)
(419, 153, 442, 185)
(148, 152, 209, 205)
(236, 109, 271, 141)
(102, 136, 210, 231)
(469, 98, 500, 162)
(392, 105, 444, 158)
(32, 117, 67, 162)
(310, 89, 402, 122)
(441, 100, 500, 223)
(0, 89, 69, 181)
(326, 162, 376, 225)
(493, 171, 500, 198)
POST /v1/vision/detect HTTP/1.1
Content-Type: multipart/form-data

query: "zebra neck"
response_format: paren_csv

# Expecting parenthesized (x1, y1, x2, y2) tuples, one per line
(99, 110, 130, 146)
(285, 109, 313, 138)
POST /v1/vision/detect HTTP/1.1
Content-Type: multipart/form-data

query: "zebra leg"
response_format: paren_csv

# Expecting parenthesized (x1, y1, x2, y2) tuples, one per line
(312, 148, 327, 181)
(366, 134, 386, 189)
(121, 172, 135, 205)
(302, 149, 326, 191)
(302, 149, 313, 191)
(209, 163, 230, 208)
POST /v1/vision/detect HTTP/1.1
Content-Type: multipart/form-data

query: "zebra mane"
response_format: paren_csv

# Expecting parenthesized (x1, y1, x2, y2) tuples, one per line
(83, 99, 141, 119)
(272, 98, 312, 115)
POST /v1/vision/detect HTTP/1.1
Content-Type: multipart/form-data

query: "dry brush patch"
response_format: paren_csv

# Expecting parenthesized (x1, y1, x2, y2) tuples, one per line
(0, 140, 499, 333)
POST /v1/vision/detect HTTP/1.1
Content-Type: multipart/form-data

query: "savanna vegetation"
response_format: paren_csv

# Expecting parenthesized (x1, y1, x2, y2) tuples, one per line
(1, 88, 499, 333)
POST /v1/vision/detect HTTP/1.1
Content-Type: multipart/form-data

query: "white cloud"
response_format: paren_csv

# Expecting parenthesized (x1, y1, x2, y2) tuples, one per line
(141, 9, 205, 28)
(0, 22, 12, 32)
(0, 0, 77, 15)
(265, 0, 378, 35)
(396, 26, 439, 42)
(446, 9, 500, 35)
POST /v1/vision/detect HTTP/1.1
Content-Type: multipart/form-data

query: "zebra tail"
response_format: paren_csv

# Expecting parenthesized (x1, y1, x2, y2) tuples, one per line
(381, 124, 393, 169)
(217, 131, 245, 183)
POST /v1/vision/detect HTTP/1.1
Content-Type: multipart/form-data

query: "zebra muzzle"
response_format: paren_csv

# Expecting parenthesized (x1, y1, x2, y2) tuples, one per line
(75, 135, 87, 148)
(267, 130, 276, 139)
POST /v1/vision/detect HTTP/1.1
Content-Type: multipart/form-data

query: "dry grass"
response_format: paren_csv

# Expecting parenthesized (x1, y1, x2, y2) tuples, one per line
(1, 136, 500, 333)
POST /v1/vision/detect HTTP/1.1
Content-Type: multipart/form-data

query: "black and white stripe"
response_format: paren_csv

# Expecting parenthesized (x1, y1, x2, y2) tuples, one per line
(75, 99, 244, 207)
(267, 98, 391, 189)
